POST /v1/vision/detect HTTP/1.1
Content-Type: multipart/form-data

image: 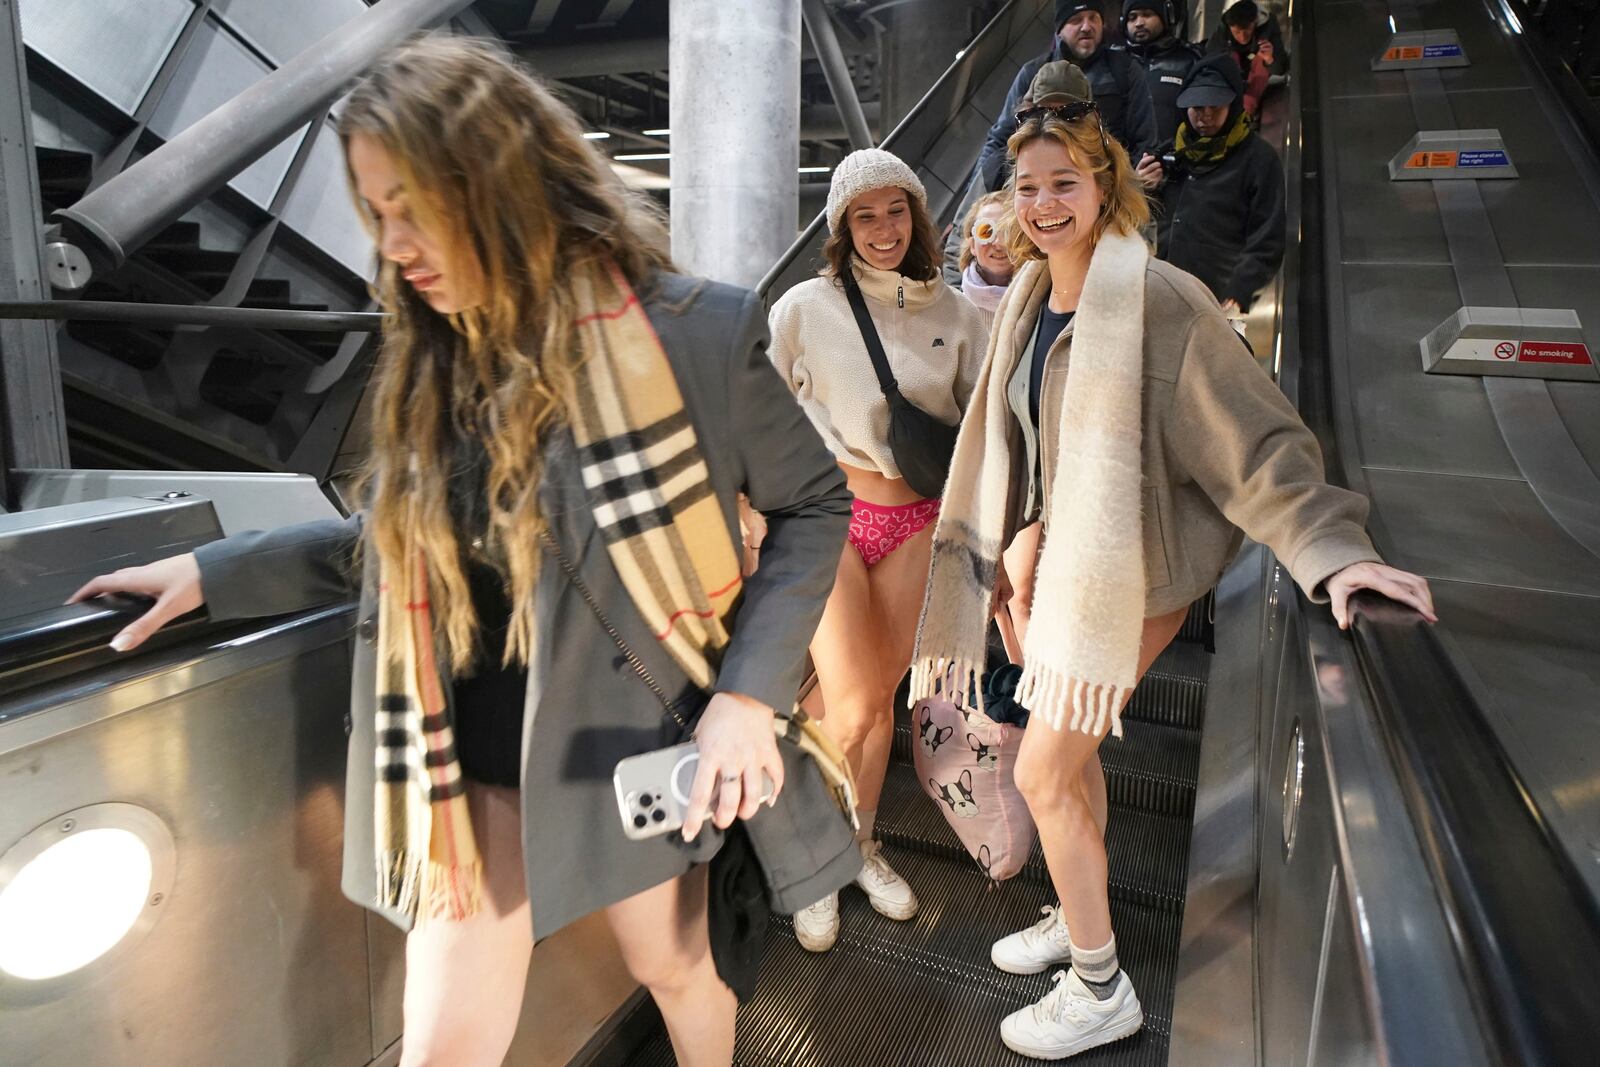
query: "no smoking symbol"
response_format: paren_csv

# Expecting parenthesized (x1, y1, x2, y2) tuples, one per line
(1494, 341, 1517, 360)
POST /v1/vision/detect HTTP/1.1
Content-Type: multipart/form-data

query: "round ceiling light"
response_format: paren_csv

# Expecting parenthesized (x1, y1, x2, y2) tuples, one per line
(0, 804, 174, 986)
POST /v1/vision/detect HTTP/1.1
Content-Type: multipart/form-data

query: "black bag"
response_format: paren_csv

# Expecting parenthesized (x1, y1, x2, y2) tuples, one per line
(842, 272, 958, 498)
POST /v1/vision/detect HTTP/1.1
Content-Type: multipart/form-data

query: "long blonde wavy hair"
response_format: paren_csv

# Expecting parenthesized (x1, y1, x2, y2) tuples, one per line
(340, 35, 673, 671)
(1002, 109, 1151, 265)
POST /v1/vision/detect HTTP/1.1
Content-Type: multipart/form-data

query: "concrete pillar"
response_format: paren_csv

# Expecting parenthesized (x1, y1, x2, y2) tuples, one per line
(879, 0, 974, 134)
(669, 0, 801, 287)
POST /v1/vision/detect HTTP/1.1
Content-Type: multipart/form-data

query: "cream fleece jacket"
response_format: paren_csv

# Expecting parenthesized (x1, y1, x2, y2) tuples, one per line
(767, 261, 990, 480)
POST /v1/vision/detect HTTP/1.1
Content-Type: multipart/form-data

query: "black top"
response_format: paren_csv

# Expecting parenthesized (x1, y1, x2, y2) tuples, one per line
(446, 429, 528, 789)
(1030, 305, 1075, 428)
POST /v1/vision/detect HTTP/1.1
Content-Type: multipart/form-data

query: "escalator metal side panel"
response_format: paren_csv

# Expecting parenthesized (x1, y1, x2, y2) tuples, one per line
(13, 466, 343, 534)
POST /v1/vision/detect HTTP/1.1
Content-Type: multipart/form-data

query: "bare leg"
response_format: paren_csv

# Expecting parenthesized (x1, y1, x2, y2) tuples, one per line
(1013, 608, 1188, 949)
(809, 544, 891, 810)
(605, 866, 734, 1067)
(854, 522, 936, 812)
(399, 783, 534, 1067)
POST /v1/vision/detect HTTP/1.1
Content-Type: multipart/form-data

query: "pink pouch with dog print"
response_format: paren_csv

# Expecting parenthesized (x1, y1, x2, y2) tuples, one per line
(912, 669, 1036, 881)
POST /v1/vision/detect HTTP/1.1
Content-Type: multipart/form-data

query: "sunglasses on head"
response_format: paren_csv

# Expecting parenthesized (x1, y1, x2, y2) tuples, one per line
(1013, 98, 1111, 154)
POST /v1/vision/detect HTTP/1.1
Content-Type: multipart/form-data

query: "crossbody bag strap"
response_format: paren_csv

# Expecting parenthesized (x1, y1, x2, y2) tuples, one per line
(841, 271, 900, 398)
(539, 530, 689, 730)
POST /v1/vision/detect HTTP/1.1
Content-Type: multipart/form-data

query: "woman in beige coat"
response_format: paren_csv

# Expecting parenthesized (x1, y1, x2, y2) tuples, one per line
(910, 62, 1434, 1060)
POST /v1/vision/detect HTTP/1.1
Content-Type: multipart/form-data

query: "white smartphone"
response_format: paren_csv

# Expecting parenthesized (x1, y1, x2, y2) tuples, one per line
(613, 742, 776, 841)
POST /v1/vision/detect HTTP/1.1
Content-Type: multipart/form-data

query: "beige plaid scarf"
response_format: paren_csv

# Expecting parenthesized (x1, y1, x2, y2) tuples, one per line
(910, 230, 1150, 737)
(373, 262, 745, 923)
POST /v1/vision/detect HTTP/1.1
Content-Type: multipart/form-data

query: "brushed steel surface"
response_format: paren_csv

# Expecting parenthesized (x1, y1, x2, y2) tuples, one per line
(14, 468, 342, 535)
(1327, 96, 1452, 264)
(0, 630, 370, 1067)
(17, 0, 192, 114)
(0, 494, 222, 619)
(1169, 545, 1266, 1067)
(1483, 377, 1600, 558)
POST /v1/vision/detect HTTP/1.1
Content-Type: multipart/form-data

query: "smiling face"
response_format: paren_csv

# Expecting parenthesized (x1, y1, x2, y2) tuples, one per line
(972, 201, 1014, 282)
(1126, 9, 1165, 43)
(347, 132, 481, 314)
(1012, 137, 1104, 260)
(1187, 103, 1230, 137)
(847, 186, 914, 272)
(1059, 11, 1104, 59)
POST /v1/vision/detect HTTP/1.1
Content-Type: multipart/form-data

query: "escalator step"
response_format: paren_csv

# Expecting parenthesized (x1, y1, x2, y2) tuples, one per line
(618, 846, 1179, 1066)
(1125, 643, 1210, 731)
(875, 763, 1191, 912)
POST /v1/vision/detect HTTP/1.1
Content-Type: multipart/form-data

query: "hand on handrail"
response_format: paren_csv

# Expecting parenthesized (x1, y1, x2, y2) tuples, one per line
(1326, 561, 1436, 630)
(67, 553, 205, 652)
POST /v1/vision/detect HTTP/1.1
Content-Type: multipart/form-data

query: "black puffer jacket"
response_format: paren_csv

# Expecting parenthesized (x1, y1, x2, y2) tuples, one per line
(976, 38, 1158, 191)
(1124, 34, 1204, 151)
(1154, 58, 1285, 310)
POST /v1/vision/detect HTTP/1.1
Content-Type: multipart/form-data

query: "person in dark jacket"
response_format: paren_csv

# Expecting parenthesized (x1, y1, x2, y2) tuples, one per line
(1207, 0, 1287, 117)
(976, 0, 1160, 192)
(1155, 52, 1285, 314)
(1122, 0, 1204, 152)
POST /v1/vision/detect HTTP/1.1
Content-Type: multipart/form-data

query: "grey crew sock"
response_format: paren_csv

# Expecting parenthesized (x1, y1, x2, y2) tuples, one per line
(1069, 935, 1120, 1002)
(855, 808, 877, 844)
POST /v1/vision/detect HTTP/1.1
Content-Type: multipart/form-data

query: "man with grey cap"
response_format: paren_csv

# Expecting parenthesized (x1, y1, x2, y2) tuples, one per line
(1154, 52, 1284, 315)
(975, 0, 1158, 192)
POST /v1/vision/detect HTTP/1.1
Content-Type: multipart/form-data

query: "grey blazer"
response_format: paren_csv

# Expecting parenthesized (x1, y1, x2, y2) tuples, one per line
(193, 273, 859, 937)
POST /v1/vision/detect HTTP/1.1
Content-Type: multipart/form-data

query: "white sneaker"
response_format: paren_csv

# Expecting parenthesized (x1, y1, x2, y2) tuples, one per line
(853, 840, 919, 920)
(991, 904, 1073, 975)
(793, 892, 840, 952)
(1000, 969, 1143, 1060)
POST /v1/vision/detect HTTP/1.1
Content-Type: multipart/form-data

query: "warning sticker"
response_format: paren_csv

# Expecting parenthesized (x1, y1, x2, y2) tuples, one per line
(1383, 45, 1425, 61)
(1422, 44, 1464, 58)
(1404, 150, 1459, 169)
(1457, 150, 1510, 168)
(1517, 341, 1593, 365)
(1448, 339, 1595, 365)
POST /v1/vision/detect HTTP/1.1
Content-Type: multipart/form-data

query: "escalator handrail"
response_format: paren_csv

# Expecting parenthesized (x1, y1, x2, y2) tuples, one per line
(0, 595, 210, 676)
(1347, 591, 1600, 1066)
(756, 0, 1049, 299)
(0, 299, 381, 332)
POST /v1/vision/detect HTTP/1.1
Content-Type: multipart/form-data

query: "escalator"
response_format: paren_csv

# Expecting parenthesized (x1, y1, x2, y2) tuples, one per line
(605, 605, 1212, 1067)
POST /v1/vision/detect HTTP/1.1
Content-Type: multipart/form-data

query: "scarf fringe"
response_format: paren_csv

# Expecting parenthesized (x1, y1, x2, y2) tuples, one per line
(1015, 660, 1133, 739)
(380, 850, 483, 924)
(908, 656, 984, 711)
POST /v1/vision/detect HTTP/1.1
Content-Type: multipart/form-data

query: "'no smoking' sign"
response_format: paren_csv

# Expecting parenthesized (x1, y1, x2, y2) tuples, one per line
(1494, 341, 1517, 360)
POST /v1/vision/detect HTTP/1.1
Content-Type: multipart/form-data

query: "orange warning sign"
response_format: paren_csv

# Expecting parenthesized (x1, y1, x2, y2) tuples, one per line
(1403, 150, 1459, 169)
(1381, 46, 1425, 61)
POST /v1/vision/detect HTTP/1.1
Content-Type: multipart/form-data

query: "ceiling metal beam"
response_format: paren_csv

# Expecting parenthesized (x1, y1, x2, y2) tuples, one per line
(525, 0, 563, 34)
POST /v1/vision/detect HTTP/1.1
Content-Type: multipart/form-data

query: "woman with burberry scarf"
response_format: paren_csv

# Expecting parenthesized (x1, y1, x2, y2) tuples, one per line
(66, 37, 856, 1067)
(911, 62, 1435, 1060)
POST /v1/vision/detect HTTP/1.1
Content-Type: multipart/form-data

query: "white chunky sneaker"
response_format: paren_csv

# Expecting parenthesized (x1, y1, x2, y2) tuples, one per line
(1000, 969, 1144, 1060)
(793, 892, 840, 952)
(853, 840, 919, 920)
(991, 904, 1073, 975)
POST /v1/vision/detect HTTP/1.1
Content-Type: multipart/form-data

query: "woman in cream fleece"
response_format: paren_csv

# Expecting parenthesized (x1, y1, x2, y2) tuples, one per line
(767, 148, 988, 953)
(913, 62, 1435, 1060)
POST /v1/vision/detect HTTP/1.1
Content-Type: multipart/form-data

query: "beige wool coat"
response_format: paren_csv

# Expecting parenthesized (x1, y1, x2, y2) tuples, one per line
(997, 257, 1379, 615)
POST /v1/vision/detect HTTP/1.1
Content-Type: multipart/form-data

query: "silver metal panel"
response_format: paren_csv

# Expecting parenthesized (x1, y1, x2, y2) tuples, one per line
(1361, 466, 1600, 596)
(18, 0, 193, 114)
(0, 494, 221, 619)
(14, 469, 341, 535)
(0, 628, 370, 1067)
(213, 0, 367, 66)
(1427, 579, 1600, 907)
(1371, 29, 1470, 71)
(1169, 545, 1266, 1067)
(1548, 380, 1600, 475)
(278, 122, 374, 279)
(1386, 129, 1517, 180)
(1456, 89, 1600, 267)
(1483, 377, 1600, 557)
(146, 17, 306, 209)
(1306, 880, 1380, 1067)
(1337, 264, 1521, 478)
(921, 101, 993, 193)
(1327, 97, 1452, 264)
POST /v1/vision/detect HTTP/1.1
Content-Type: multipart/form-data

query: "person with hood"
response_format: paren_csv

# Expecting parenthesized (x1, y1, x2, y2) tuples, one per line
(1122, 0, 1204, 153)
(1207, 0, 1287, 117)
(976, 0, 1160, 193)
(1155, 53, 1285, 315)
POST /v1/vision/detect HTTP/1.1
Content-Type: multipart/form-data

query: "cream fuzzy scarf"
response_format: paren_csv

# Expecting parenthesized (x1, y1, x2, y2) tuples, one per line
(910, 229, 1149, 737)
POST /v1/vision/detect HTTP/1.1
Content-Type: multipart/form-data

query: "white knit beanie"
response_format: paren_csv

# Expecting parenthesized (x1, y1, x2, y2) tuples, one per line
(825, 148, 927, 235)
